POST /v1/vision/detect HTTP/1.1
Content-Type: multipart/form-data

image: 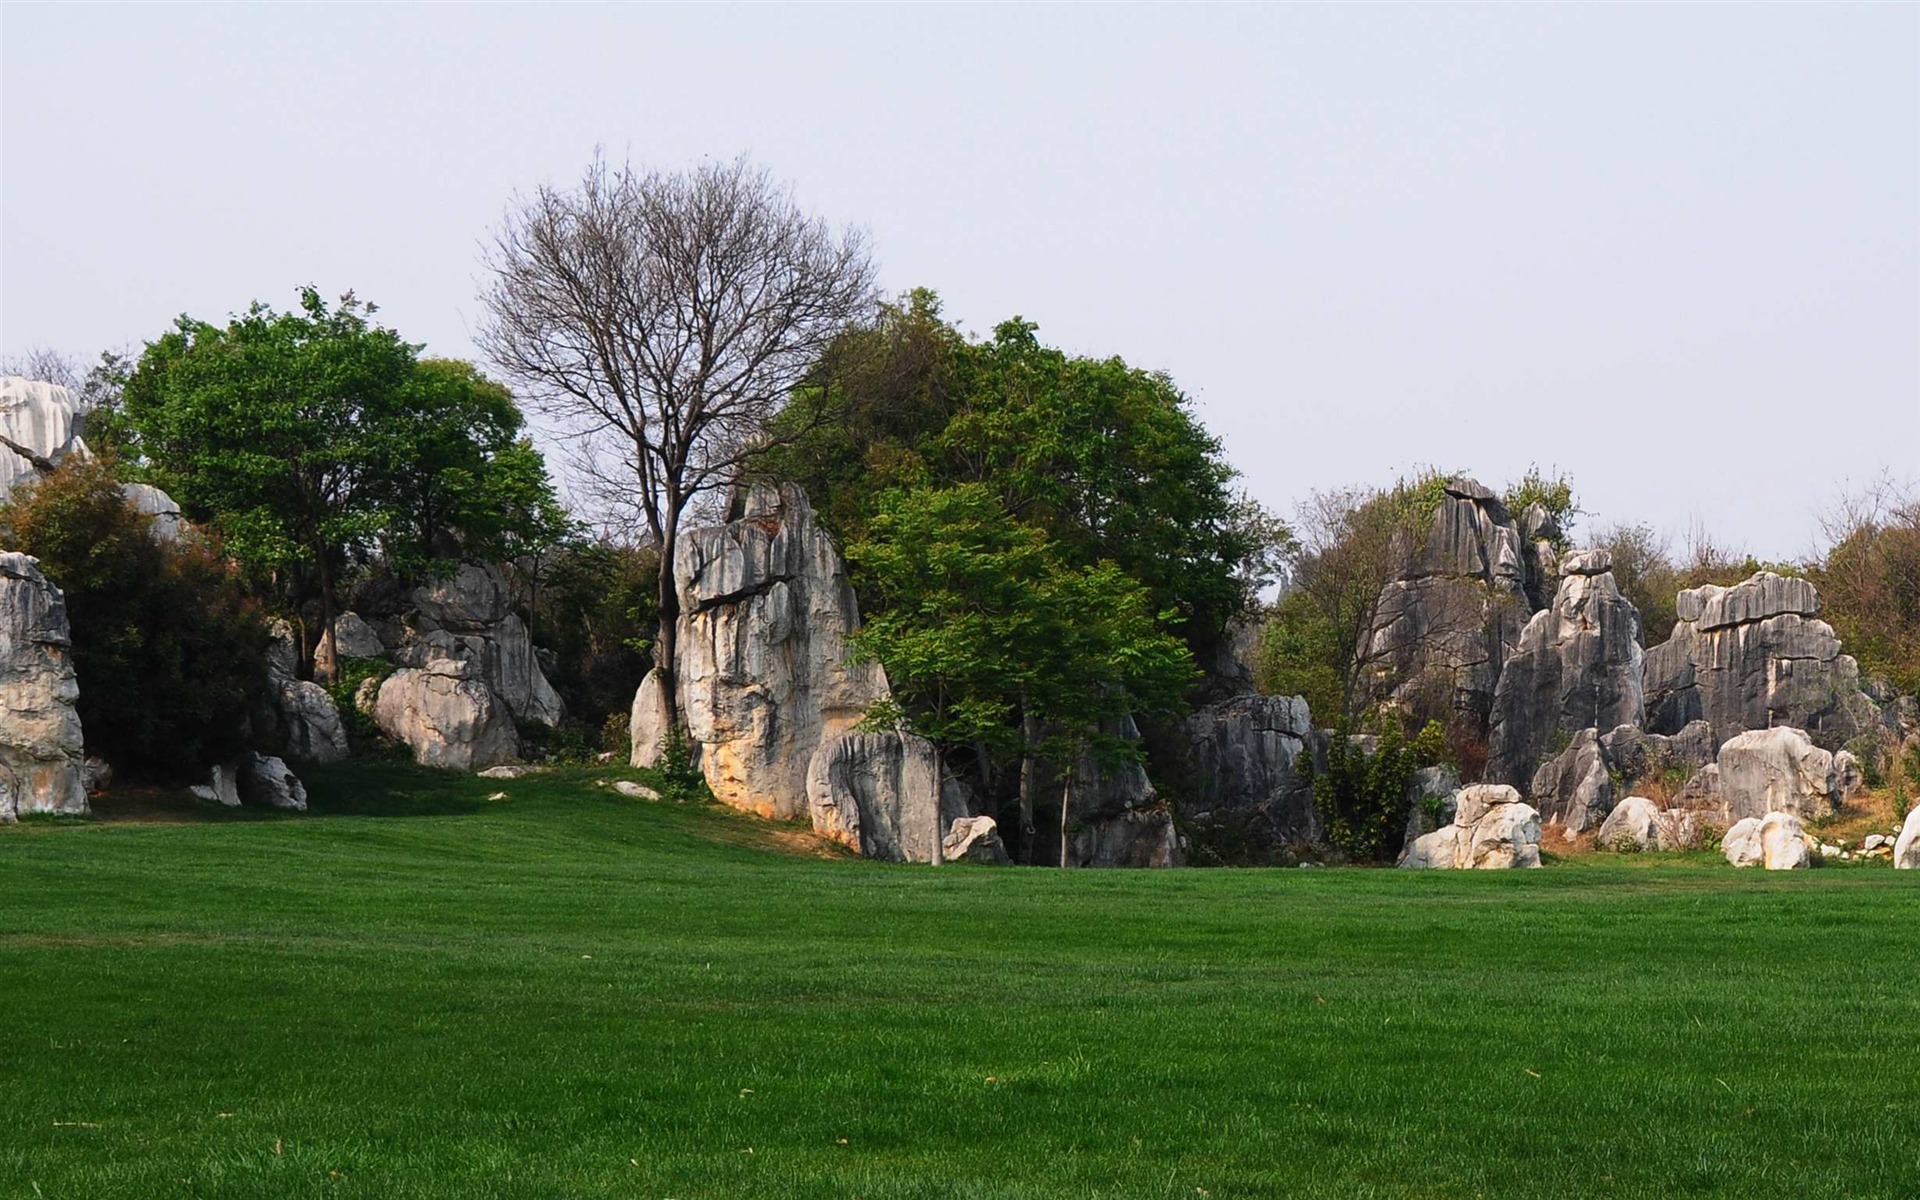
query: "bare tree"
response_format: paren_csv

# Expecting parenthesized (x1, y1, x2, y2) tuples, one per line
(479, 154, 876, 733)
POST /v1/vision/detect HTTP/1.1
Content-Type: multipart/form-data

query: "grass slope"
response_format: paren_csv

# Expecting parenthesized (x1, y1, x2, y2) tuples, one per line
(2, 763, 1916, 1199)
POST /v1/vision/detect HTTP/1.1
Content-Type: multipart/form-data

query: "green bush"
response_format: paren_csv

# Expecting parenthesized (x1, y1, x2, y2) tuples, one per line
(325, 655, 394, 753)
(0, 458, 271, 782)
(1305, 718, 1446, 864)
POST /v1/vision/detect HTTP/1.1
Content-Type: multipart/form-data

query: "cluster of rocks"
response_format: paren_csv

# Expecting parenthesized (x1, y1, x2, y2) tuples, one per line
(630, 485, 1020, 864)
(1398, 784, 1543, 869)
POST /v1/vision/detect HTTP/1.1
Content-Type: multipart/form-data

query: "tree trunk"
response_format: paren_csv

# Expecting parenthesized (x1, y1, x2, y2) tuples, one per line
(930, 741, 946, 867)
(1059, 770, 1075, 869)
(315, 544, 337, 686)
(1017, 707, 1039, 865)
(655, 519, 683, 738)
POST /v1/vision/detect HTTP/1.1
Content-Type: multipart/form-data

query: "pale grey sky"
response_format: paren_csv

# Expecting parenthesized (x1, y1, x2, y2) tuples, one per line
(3, 3, 1915, 557)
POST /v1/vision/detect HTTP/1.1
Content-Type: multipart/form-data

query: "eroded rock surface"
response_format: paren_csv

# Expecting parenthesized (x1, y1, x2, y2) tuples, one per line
(0, 377, 87, 504)
(806, 730, 971, 862)
(406, 564, 563, 727)
(1488, 552, 1644, 789)
(1181, 693, 1315, 854)
(0, 552, 87, 821)
(1364, 478, 1543, 721)
(1398, 783, 1541, 869)
(1715, 727, 1835, 821)
(1896, 806, 1920, 870)
(635, 485, 888, 821)
(1645, 572, 1878, 747)
(264, 621, 349, 764)
(1724, 811, 1815, 870)
(373, 641, 518, 770)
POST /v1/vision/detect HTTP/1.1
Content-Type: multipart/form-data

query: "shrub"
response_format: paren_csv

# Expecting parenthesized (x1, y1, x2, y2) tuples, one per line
(325, 656, 393, 752)
(0, 458, 271, 781)
(1305, 717, 1446, 864)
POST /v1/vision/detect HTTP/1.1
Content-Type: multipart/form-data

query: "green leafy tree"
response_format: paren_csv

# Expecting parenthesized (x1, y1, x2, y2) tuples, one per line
(117, 289, 563, 672)
(849, 484, 1194, 863)
(1304, 717, 1448, 864)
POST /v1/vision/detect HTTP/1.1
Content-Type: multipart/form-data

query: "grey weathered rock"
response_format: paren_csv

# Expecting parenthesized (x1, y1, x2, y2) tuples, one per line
(1715, 727, 1835, 821)
(190, 762, 242, 807)
(1645, 572, 1879, 747)
(1598, 720, 1717, 783)
(372, 646, 518, 770)
(476, 764, 536, 779)
(119, 483, 185, 542)
(1894, 806, 1920, 870)
(409, 565, 563, 728)
(1528, 728, 1613, 833)
(1517, 502, 1563, 610)
(1181, 693, 1315, 852)
(1364, 478, 1538, 721)
(1832, 750, 1866, 801)
(262, 620, 349, 763)
(81, 756, 112, 794)
(638, 485, 888, 821)
(1059, 713, 1182, 868)
(1399, 784, 1541, 869)
(1399, 764, 1465, 855)
(806, 730, 972, 863)
(1724, 811, 1815, 870)
(1596, 795, 1662, 851)
(612, 779, 661, 801)
(944, 815, 1011, 864)
(315, 612, 386, 680)
(0, 552, 87, 822)
(1488, 560, 1644, 789)
(236, 752, 307, 811)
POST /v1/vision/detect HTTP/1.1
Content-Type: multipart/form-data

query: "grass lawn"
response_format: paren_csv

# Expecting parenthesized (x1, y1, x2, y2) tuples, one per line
(3, 763, 1916, 1199)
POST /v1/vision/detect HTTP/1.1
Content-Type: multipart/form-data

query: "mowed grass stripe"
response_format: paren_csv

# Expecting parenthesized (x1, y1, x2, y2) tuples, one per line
(2, 762, 1915, 1199)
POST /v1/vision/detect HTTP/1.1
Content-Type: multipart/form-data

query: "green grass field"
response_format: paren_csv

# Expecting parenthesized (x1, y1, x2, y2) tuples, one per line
(3, 764, 1916, 1200)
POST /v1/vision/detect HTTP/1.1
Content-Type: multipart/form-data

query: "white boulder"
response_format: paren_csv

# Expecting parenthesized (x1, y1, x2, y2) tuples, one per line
(806, 730, 971, 863)
(1715, 727, 1835, 821)
(372, 650, 518, 771)
(236, 752, 307, 811)
(1724, 811, 1815, 869)
(1896, 806, 1920, 870)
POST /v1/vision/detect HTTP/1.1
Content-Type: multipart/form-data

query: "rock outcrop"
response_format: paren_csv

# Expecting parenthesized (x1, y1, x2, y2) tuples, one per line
(401, 565, 563, 727)
(0, 377, 87, 504)
(944, 815, 1011, 864)
(1723, 811, 1815, 870)
(1180, 693, 1316, 854)
(373, 639, 519, 770)
(806, 731, 972, 863)
(1487, 551, 1644, 789)
(632, 485, 888, 821)
(0, 553, 87, 821)
(1896, 806, 1920, 870)
(1593, 794, 1702, 852)
(1526, 720, 1717, 833)
(1364, 478, 1540, 721)
(1644, 572, 1878, 747)
(1398, 783, 1542, 869)
(263, 621, 349, 764)
(120, 483, 185, 542)
(1714, 726, 1835, 821)
(236, 752, 307, 811)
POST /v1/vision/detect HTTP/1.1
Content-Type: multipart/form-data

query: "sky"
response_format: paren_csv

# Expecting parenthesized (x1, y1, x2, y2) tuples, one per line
(3, 3, 1915, 559)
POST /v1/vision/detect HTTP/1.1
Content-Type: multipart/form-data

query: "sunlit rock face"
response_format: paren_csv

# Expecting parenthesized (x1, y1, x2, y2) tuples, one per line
(0, 553, 87, 822)
(645, 484, 888, 821)
(0, 377, 87, 505)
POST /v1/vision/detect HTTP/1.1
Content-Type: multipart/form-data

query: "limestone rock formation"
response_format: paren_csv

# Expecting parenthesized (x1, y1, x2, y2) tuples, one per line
(1180, 693, 1316, 853)
(405, 565, 563, 727)
(1059, 714, 1183, 868)
(1593, 794, 1701, 852)
(1895, 806, 1920, 870)
(633, 485, 888, 821)
(191, 762, 241, 807)
(1487, 551, 1644, 789)
(1364, 478, 1539, 721)
(263, 621, 349, 764)
(120, 483, 185, 542)
(1527, 728, 1613, 833)
(0, 377, 88, 504)
(236, 752, 307, 811)
(807, 731, 972, 862)
(1723, 811, 1815, 870)
(944, 815, 1011, 864)
(314, 612, 386, 680)
(0, 553, 87, 822)
(627, 670, 670, 768)
(1398, 783, 1542, 869)
(1715, 727, 1835, 821)
(1644, 572, 1878, 747)
(373, 641, 518, 770)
